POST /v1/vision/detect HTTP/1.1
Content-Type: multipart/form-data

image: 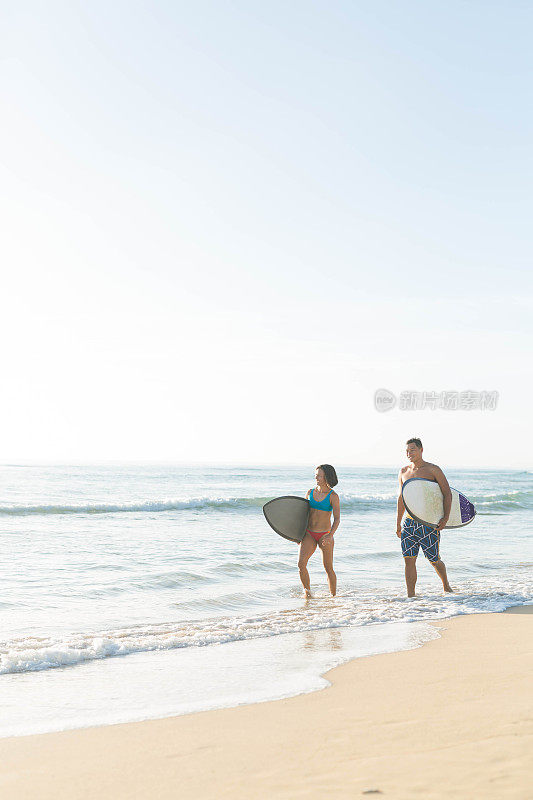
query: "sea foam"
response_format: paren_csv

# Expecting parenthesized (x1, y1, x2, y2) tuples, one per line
(2, 581, 530, 675)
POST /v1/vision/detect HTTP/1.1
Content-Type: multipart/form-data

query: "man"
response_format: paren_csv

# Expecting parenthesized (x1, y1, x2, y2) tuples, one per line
(396, 437, 453, 597)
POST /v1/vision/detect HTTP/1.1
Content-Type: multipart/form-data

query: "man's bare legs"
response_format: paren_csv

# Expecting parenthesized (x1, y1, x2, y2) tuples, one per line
(404, 556, 417, 597)
(404, 556, 453, 596)
(432, 559, 453, 593)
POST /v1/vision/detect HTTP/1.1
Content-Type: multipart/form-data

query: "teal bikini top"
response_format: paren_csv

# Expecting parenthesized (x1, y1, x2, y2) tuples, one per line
(309, 488, 333, 511)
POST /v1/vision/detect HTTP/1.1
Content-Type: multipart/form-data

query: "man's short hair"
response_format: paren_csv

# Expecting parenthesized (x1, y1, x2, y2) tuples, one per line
(406, 437, 423, 449)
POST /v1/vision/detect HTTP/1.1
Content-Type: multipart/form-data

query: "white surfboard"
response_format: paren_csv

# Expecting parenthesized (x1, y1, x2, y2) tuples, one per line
(262, 496, 309, 543)
(402, 478, 476, 529)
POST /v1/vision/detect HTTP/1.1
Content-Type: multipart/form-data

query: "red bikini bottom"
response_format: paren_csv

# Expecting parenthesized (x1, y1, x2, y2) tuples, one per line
(306, 529, 330, 543)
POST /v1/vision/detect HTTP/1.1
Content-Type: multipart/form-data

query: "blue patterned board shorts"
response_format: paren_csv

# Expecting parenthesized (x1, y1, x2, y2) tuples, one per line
(401, 518, 440, 563)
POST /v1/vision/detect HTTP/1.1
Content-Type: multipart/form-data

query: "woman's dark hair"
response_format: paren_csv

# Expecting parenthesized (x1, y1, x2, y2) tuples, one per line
(317, 464, 338, 487)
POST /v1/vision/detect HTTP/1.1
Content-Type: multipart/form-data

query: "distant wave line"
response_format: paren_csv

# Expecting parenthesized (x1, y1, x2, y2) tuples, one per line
(0, 489, 530, 517)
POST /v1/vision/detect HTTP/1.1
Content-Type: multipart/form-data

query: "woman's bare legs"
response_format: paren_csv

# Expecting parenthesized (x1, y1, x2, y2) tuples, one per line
(298, 533, 317, 597)
(320, 537, 336, 596)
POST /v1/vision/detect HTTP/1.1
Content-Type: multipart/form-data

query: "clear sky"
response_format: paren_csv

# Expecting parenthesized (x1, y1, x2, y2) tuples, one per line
(1, 1, 531, 467)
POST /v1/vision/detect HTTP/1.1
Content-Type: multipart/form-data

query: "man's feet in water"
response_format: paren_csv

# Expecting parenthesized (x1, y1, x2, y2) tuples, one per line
(304, 589, 313, 599)
(406, 587, 453, 597)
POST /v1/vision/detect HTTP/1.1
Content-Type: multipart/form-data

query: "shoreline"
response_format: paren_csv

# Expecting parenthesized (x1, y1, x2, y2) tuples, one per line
(1, 606, 531, 799)
(1, 618, 440, 739)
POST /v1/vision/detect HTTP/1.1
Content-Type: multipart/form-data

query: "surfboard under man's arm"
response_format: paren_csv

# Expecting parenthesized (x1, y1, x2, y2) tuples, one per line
(430, 465, 452, 531)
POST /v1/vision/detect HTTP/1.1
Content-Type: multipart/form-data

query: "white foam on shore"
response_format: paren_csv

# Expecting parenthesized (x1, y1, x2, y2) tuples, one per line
(2, 580, 531, 676)
(0, 621, 439, 739)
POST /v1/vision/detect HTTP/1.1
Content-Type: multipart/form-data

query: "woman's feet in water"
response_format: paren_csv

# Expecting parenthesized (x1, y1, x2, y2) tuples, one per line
(303, 587, 338, 599)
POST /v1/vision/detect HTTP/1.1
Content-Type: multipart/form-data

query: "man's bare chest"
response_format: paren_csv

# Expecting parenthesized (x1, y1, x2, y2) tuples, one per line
(402, 467, 436, 484)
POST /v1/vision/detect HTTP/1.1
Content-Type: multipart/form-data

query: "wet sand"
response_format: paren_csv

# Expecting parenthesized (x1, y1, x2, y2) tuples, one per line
(1, 607, 531, 799)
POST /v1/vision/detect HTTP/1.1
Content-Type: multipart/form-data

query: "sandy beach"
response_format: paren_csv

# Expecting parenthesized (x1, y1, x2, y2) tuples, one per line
(1, 607, 531, 800)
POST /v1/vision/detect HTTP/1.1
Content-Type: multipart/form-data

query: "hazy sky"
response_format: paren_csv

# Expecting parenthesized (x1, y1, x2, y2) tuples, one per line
(1, 1, 531, 467)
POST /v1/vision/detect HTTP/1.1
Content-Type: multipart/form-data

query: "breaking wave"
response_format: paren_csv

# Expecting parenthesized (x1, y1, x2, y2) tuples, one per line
(0, 488, 530, 517)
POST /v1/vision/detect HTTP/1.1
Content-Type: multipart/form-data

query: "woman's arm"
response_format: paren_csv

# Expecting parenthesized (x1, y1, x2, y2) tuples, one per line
(329, 492, 340, 536)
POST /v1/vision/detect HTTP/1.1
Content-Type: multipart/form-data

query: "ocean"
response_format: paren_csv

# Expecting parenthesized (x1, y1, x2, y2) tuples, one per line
(1, 464, 531, 737)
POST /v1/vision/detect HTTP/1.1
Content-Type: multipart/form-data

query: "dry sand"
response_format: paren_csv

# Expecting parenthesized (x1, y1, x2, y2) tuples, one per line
(1, 607, 531, 799)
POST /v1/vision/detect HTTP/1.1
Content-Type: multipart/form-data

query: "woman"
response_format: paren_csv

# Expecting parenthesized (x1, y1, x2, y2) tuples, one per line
(298, 464, 340, 598)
